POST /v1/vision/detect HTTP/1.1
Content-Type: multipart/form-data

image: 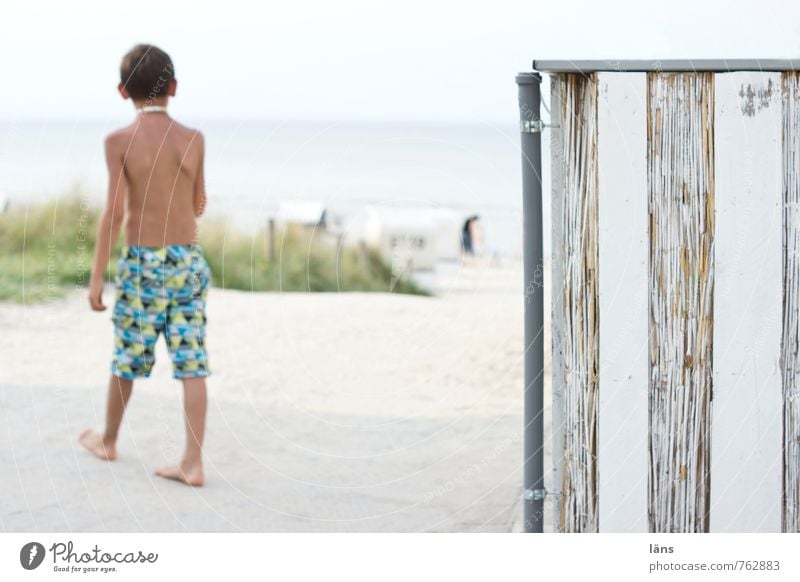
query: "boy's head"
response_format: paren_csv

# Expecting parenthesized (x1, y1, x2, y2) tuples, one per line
(118, 44, 176, 104)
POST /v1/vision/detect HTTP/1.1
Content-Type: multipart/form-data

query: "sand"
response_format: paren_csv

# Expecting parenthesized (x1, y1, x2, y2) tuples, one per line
(0, 261, 552, 532)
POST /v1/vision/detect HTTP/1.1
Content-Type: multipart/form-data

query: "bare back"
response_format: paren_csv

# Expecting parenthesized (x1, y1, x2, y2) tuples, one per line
(107, 114, 205, 246)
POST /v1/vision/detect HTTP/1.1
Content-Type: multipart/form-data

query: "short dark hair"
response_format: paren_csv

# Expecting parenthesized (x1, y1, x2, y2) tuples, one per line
(119, 44, 175, 101)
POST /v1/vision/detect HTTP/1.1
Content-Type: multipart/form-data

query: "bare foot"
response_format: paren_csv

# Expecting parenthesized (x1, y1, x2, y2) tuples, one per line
(155, 461, 204, 487)
(78, 429, 117, 461)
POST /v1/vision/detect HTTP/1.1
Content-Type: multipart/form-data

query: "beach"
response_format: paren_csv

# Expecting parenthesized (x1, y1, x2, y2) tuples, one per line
(0, 261, 553, 532)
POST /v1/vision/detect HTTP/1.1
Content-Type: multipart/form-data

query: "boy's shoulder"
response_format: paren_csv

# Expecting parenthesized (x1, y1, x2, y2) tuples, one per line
(103, 120, 204, 147)
(172, 120, 205, 146)
(175, 121, 205, 145)
(103, 123, 136, 150)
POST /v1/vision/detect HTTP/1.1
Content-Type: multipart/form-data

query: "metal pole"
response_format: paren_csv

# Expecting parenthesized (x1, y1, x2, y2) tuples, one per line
(516, 72, 545, 533)
(268, 218, 276, 262)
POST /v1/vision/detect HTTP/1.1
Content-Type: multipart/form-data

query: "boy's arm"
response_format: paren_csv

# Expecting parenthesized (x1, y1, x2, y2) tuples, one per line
(193, 131, 206, 218)
(88, 135, 127, 311)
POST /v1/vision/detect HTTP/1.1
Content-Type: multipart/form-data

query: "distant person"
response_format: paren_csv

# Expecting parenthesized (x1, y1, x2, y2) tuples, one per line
(79, 44, 211, 487)
(462, 215, 484, 263)
(462, 215, 478, 256)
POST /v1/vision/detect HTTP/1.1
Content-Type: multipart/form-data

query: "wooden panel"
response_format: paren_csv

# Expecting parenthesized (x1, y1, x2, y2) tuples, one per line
(596, 73, 649, 532)
(551, 73, 600, 532)
(647, 72, 715, 533)
(710, 71, 783, 532)
(783, 72, 800, 533)
(549, 75, 566, 533)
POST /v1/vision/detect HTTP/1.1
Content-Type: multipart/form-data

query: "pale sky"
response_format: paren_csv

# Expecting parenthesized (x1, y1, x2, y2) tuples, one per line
(1, 0, 799, 123)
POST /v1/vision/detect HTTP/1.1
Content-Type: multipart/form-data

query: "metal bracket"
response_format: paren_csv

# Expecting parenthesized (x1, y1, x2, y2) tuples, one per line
(520, 119, 559, 133)
(523, 488, 547, 501)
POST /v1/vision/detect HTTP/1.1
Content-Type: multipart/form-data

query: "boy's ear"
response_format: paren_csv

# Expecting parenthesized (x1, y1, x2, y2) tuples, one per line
(117, 83, 130, 100)
(167, 79, 177, 97)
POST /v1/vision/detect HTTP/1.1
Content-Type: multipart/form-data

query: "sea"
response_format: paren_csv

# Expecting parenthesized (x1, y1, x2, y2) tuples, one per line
(0, 118, 525, 257)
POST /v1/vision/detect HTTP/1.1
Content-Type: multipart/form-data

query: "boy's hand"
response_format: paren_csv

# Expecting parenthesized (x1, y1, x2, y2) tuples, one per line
(89, 278, 106, 311)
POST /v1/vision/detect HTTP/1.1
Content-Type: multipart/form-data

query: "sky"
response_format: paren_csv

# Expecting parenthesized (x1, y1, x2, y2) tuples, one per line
(1, 0, 799, 123)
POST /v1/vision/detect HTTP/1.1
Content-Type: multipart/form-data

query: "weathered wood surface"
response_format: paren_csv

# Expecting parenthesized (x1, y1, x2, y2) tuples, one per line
(711, 71, 782, 533)
(597, 73, 649, 532)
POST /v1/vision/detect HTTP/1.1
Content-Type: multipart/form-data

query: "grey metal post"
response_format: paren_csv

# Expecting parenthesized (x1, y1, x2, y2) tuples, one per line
(516, 72, 545, 533)
(267, 218, 276, 263)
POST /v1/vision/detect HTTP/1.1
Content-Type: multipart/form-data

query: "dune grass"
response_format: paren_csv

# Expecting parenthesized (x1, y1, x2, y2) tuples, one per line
(0, 196, 428, 302)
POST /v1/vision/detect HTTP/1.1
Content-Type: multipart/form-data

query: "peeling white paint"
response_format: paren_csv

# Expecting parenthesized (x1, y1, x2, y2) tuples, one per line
(550, 77, 567, 533)
(739, 79, 776, 117)
(597, 72, 649, 533)
(712, 71, 782, 533)
(782, 71, 800, 533)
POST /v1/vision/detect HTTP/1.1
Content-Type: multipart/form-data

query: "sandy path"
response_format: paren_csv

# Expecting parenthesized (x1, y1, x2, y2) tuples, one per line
(0, 261, 552, 532)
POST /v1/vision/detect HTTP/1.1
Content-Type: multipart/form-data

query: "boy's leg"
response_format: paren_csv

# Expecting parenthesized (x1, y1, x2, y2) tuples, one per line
(156, 246, 210, 486)
(79, 374, 133, 461)
(156, 245, 210, 485)
(155, 377, 206, 486)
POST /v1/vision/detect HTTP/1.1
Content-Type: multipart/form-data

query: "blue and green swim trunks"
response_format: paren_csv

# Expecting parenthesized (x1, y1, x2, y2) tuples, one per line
(111, 244, 211, 380)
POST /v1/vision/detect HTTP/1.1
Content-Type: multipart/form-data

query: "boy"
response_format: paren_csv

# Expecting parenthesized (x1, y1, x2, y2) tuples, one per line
(79, 44, 210, 487)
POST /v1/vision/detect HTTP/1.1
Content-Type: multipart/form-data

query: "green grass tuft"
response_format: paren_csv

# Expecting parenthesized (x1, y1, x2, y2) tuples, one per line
(0, 195, 429, 302)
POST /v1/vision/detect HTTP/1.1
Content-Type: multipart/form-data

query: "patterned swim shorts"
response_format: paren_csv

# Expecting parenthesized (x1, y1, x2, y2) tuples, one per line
(111, 244, 211, 380)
